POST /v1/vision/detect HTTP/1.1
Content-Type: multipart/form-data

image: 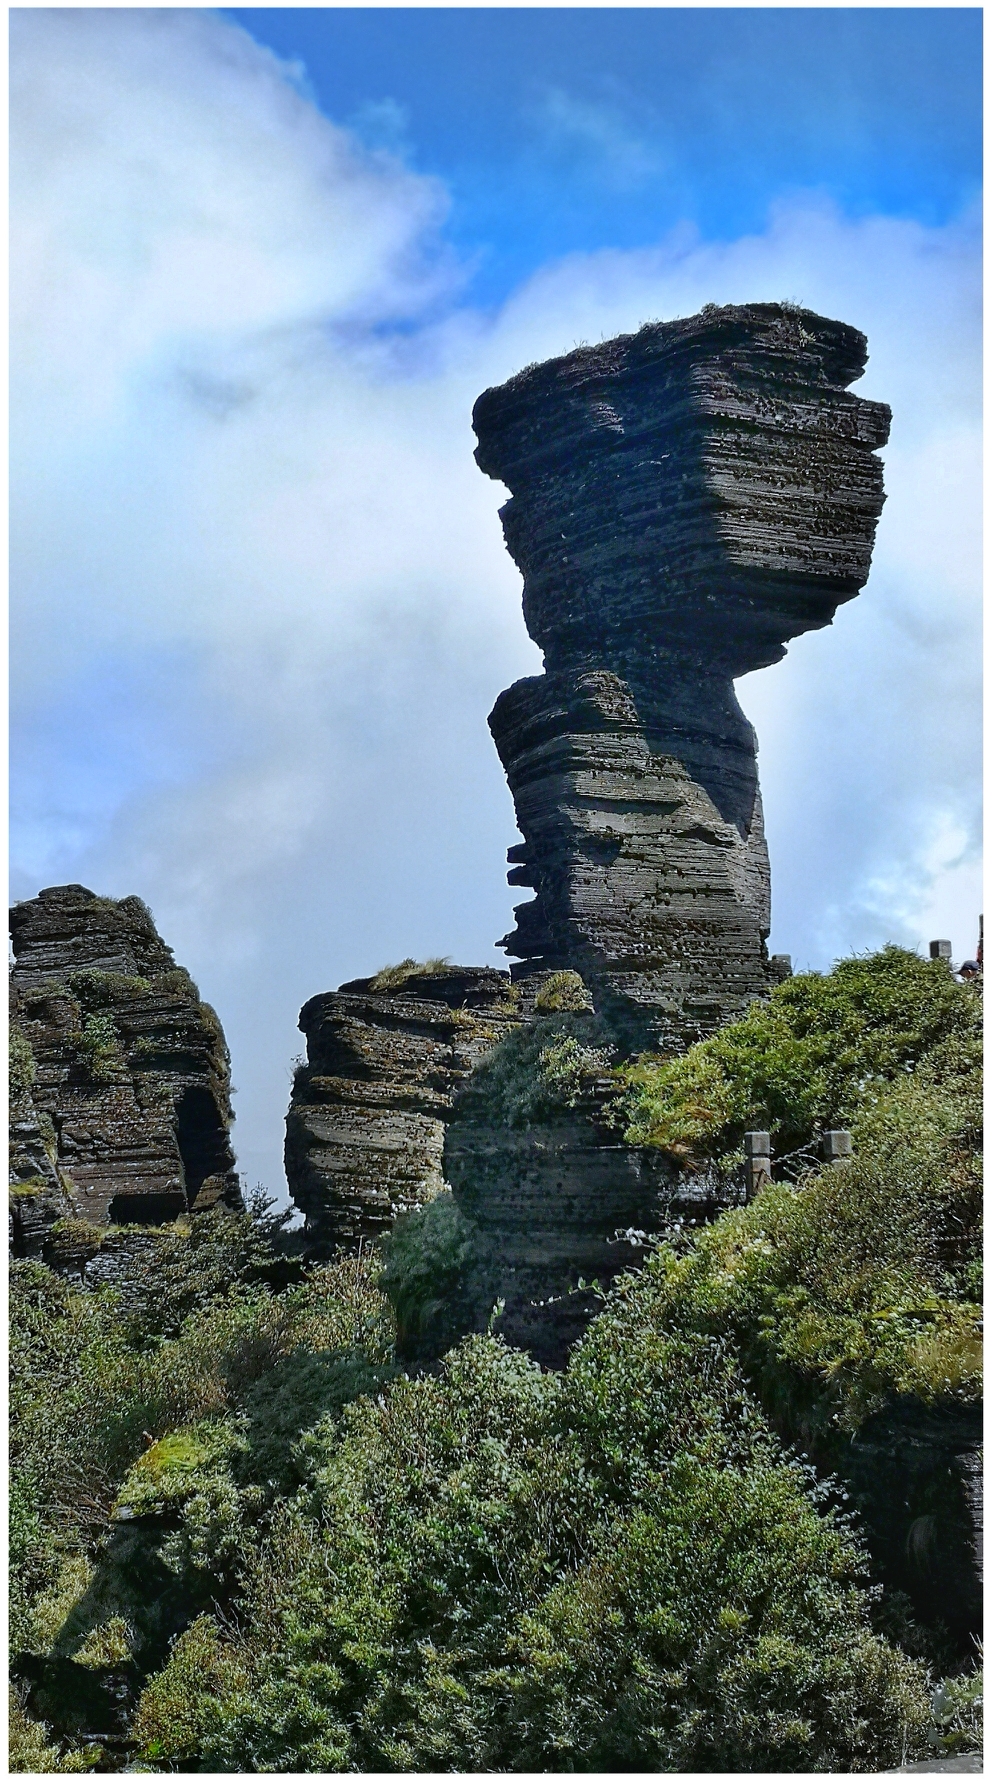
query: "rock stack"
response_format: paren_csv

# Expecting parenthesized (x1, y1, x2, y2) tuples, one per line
(474, 302, 890, 1049)
(285, 964, 521, 1254)
(9, 885, 240, 1253)
(284, 305, 891, 1353)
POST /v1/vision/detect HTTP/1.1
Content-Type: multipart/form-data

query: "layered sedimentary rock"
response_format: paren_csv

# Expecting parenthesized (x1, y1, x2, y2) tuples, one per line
(438, 1165, 741, 1371)
(474, 303, 890, 1048)
(9, 885, 240, 1250)
(442, 1014, 740, 1367)
(285, 964, 520, 1253)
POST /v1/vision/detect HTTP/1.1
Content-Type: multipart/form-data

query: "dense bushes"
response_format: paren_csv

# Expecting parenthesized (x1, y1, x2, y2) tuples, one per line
(124, 1318, 933, 1773)
(618, 946, 980, 1163)
(379, 1192, 482, 1356)
(9, 1209, 391, 1665)
(9, 950, 982, 1771)
(12, 1193, 946, 1772)
(613, 952, 981, 1445)
(635, 1083, 981, 1442)
(455, 1010, 616, 1128)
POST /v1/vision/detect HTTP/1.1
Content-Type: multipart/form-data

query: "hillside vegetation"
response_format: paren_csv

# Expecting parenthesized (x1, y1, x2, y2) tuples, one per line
(9, 949, 982, 1772)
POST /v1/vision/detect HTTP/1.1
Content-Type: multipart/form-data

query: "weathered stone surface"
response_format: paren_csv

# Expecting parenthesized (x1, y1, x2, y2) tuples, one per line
(444, 1080, 738, 1368)
(285, 964, 520, 1254)
(437, 988, 748, 1365)
(474, 302, 890, 1048)
(9, 885, 240, 1247)
(844, 1399, 983, 1646)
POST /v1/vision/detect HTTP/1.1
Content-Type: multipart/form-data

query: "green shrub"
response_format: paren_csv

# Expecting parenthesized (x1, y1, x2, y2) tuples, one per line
(536, 1032, 615, 1106)
(9, 1028, 37, 1103)
(619, 947, 980, 1163)
(76, 1012, 125, 1082)
(237, 1348, 397, 1494)
(115, 1420, 247, 1519)
(112, 1199, 301, 1346)
(455, 1012, 614, 1129)
(8, 1688, 96, 1772)
(131, 1616, 252, 1767)
(66, 969, 151, 1008)
(139, 1317, 932, 1773)
(533, 970, 593, 1013)
(9, 1229, 390, 1686)
(930, 1660, 983, 1754)
(623, 1068, 981, 1439)
(113, 1419, 254, 1582)
(380, 1193, 480, 1354)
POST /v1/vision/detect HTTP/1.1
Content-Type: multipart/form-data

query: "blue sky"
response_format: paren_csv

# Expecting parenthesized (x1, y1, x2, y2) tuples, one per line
(10, 8, 981, 1204)
(229, 7, 981, 298)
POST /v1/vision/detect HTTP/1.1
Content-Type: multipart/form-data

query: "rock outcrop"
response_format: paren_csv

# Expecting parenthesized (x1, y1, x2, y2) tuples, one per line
(431, 972, 743, 1367)
(474, 303, 890, 1049)
(285, 963, 521, 1254)
(9, 885, 240, 1251)
(845, 1399, 983, 1646)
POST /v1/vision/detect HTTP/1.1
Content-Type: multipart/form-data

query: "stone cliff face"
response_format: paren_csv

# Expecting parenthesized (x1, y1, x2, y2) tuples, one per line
(285, 964, 520, 1254)
(9, 885, 240, 1251)
(474, 303, 890, 1048)
(443, 1044, 738, 1367)
(845, 1400, 983, 1646)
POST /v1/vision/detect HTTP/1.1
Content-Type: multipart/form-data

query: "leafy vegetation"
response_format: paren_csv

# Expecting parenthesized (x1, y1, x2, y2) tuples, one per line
(67, 970, 152, 1008)
(618, 946, 980, 1163)
(77, 1012, 127, 1082)
(8, 1197, 959, 1773)
(455, 1011, 616, 1128)
(634, 1075, 981, 1440)
(9, 1207, 390, 1659)
(609, 949, 981, 1446)
(930, 1661, 983, 1755)
(533, 969, 593, 1013)
(379, 1192, 481, 1355)
(119, 1318, 933, 1774)
(8, 949, 982, 1771)
(8, 1689, 94, 1773)
(9, 1027, 37, 1101)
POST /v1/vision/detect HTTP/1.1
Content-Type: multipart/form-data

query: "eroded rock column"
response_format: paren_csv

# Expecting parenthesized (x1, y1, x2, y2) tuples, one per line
(9, 885, 241, 1246)
(474, 303, 890, 1049)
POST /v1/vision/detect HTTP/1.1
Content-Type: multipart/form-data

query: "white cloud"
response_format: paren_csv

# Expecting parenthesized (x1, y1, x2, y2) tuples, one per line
(531, 86, 664, 187)
(11, 11, 980, 1202)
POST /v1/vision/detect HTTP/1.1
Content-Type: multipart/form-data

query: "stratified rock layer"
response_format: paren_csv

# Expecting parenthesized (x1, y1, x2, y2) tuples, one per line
(9, 886, 240, 1248)
(474, 303, 890, 1047)
(444, 1090, 737, 1369)
(285, 965, 520, 1254)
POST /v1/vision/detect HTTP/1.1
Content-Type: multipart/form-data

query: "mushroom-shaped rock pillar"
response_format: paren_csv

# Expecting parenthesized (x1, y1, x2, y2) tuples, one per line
(474, 303, 891, 1049)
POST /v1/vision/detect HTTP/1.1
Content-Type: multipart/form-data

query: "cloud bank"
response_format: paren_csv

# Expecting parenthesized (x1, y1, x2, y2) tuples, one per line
(11, 10, 981, 1200)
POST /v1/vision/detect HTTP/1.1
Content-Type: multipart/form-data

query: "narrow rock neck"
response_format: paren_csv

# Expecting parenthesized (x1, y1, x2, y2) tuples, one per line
(540, 638, 760, 840)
